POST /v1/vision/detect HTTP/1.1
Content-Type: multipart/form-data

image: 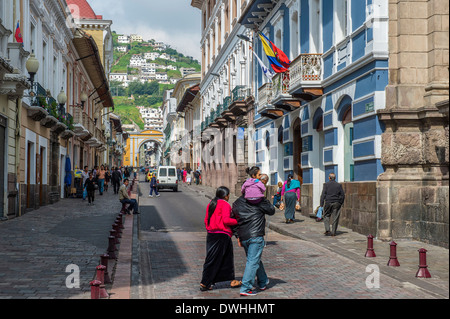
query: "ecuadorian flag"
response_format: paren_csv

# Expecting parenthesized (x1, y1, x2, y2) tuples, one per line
(258, 32, 290, 73)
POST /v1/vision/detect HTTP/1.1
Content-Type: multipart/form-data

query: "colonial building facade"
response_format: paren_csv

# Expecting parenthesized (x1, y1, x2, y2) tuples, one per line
(0, 0, 117, 218)
(190, 0, 448, 246)
(191, 0, 256, 195)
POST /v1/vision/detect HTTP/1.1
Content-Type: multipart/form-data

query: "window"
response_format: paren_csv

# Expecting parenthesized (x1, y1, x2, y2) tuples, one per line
(310, 0, 322, 53)
(168, 168, 176, 176)
(278, 126, 283, 144)
(265, 131, 270, 150)
(159, 168, 167, 176)
(290, 11, 299, 59)
(335, 0, 348, 43)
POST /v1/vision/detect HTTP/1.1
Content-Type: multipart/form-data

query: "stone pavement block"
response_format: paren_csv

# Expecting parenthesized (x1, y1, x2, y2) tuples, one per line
(0, 187, 124, 299)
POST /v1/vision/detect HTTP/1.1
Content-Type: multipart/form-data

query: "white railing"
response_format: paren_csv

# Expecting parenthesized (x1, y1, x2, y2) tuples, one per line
(257, 82, 273, 110)
(289, 53, 323, 89)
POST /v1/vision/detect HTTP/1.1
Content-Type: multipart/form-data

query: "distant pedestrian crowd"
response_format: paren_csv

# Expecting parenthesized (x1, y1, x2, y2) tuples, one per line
(79, 165, 135, 207)
(177, 167, 201, 186)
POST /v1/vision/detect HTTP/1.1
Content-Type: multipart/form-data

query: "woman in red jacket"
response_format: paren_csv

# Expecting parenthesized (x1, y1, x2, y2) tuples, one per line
(200, 186, 241, 291)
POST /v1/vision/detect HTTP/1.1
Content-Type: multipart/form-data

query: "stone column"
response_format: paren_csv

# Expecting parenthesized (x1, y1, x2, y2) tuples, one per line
(377, 0, 449, 247)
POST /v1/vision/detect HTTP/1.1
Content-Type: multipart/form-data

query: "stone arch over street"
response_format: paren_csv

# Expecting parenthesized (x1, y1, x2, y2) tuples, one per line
(123, 130, 164, 167)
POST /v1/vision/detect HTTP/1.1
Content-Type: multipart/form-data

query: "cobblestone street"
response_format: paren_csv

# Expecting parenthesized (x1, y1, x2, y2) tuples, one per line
(136, 181, 449, 300)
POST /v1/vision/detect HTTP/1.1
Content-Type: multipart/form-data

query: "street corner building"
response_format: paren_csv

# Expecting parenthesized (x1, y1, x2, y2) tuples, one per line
(0, 0, 125, 219)
(186, 0, 449, 247)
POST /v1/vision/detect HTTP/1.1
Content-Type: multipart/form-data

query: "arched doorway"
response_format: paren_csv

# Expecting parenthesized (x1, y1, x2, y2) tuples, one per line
(292, 118, 303, 182)
(337, 95, 354, 182)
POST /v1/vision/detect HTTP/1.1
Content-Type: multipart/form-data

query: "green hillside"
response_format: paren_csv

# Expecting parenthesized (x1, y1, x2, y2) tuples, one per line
(110, 31, 201, 127)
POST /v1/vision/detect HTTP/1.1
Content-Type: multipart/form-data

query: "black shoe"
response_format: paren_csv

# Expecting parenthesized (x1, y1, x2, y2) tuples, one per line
(133, 212, 140, 215)
(324, 231, 331, 236)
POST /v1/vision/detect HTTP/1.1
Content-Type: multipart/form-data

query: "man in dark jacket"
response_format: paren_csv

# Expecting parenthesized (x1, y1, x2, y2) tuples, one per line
(111, 167, 122, 194)
(231, 196, 275, 296)
(320, 173, 345, 237)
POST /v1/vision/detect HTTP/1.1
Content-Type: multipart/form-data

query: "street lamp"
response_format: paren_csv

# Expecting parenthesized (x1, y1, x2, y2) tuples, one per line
(26, 51, 39, 87)
(237, 34, 252, 42)
(80, 91, 88, 109)
(57, 88, 67, 115)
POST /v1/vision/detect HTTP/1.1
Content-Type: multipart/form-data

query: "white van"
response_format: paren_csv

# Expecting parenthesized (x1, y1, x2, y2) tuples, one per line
(156, 166, 178, 192)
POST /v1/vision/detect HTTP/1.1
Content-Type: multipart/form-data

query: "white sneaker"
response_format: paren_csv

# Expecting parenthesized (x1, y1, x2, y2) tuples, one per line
(156, 194, 160, 197)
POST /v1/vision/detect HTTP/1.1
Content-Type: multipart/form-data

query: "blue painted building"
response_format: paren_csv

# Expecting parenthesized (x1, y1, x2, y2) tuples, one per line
(240, 0, 389, 225)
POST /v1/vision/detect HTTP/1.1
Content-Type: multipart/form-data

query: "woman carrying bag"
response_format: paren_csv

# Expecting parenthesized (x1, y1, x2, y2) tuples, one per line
(280, 174, 301, 224)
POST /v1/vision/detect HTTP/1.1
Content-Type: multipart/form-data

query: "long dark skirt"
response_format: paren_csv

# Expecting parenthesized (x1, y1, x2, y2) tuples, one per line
(201, 232, 235, 288)
(284, 191, 297, 220)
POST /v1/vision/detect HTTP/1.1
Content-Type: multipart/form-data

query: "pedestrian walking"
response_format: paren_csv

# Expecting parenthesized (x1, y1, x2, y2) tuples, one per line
(280, 174, 301, 224)
(320, 173, 345, 237)
(200, 186, 241, 292)
(112, 167, 122, 194)
(124, 167, 130, 179)
(177, 168, 182, 181)
(119, 179, 139, 215)
(187, 170, 193, 185)
(194, 170, 200, 185)
(92, 166, 98, 179)
(182, 168, 187, 183)
(241, 166, 266, 204)
(84, 172, 96, 205)
(149, 173, 160, 197)
(105, 166, 111, 192)
(231, 191, 275, 296)
(97, 165, 106, 195)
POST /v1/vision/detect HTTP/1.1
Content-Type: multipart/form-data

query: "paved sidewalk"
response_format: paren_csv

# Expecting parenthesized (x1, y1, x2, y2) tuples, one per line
(0, 184, 125, 299)
(182, 182, 449, 299)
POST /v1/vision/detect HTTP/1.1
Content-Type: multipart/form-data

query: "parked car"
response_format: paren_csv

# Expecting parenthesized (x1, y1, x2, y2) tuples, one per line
(156, 166, 178, 192)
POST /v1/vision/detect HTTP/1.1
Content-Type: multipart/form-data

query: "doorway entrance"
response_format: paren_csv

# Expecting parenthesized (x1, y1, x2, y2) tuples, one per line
(0, 116, 6, 217)
(292, 118, 303, 183)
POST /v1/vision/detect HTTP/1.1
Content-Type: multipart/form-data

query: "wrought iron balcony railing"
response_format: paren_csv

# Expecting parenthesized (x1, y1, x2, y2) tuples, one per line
(231, 85, 248, 103)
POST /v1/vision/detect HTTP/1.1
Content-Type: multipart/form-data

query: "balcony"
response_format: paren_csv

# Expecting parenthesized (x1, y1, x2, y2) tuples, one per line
(288, 53, 324, 101)
(229, 85, 252, 116)
(24, 82, 49, 121)
(257, 82, 283, 120)
(72, 108, 90, 138)
(271, 71, 301, 111)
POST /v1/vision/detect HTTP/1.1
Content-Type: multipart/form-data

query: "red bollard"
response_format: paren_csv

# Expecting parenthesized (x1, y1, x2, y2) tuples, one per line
(387, 241, 400, 266)
(110, 229, 119, 244)
(115, 217, 124, 230)
(365, 234, 376, 257)
(116, 215, 124, 229)
(416, 248, 432, 278)
(90, 280, 101, 299)
(113, 223, 122, 238)
(96, 265, 109, 298)
(100, 254, 112, 284)
(107, 236, 117, 259)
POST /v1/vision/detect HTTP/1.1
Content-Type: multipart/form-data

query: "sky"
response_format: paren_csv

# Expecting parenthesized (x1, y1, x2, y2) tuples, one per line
(88, 0, 202, 61)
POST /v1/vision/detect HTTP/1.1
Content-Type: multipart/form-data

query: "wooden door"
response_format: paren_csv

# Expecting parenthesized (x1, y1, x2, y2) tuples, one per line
(0, 118, 5, 216)
(27, 142, 32, 208)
